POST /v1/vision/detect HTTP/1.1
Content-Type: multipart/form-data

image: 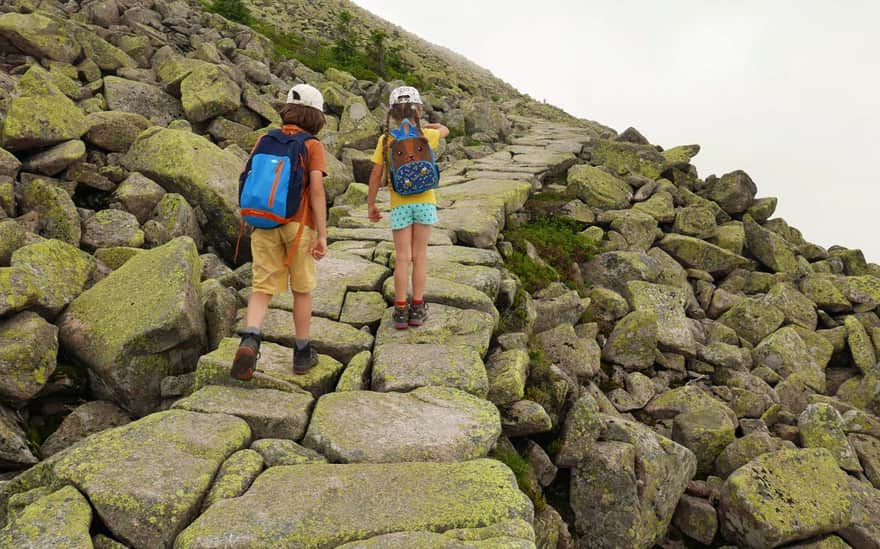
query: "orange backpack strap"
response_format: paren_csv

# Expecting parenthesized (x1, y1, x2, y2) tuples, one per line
(284, 177, 311, 268)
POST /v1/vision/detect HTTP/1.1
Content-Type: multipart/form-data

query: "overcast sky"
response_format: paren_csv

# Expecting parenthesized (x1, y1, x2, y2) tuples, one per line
(355, 0, 880, 262)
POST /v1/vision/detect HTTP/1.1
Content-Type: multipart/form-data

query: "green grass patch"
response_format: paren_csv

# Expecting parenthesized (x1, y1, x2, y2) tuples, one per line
(492, 446, 547, 512)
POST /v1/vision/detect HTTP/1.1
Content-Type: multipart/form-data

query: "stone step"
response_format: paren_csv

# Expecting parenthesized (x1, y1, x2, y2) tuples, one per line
(381, 275, 498, 320)
(372, 343, 489, 396)
(194, 338, 344, 397)
(302, 387, 499, 463)
(374, 304, 495, 358)
(174, 459, 534, 548)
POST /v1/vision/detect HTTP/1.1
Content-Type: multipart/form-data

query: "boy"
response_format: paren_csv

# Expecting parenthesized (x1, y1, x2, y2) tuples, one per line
(231, 83, 329, 380)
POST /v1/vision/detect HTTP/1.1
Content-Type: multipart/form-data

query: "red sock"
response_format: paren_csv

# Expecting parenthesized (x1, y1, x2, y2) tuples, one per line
(396, 300, 408, 308)
(412, 299, 424, 305)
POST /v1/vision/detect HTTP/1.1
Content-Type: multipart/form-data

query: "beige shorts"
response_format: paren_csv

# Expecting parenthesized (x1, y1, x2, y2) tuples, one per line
(250, 222, 316, 295)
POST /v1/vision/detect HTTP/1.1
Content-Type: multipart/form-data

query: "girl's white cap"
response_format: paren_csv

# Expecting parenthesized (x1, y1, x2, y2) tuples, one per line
(389, 85, 422, 106)
(286, 84, 324, 111)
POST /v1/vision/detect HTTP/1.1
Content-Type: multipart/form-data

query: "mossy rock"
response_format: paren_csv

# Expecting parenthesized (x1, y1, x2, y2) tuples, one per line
(57, 237, 205, 417)
(336, 351, 372, 392)
(719, 448, 852, 548)
(765, 282, 818, 330)
(0, 219, 25, 266)
(200, 449, 264, 512)
(181, 64, 242, 123)
(338, 96, 381, 150)
(632, 191, 675, 223)
(801, 275, 852, 313)
(602, 309, 658, 370)
(375, 304, 495, 358)
(0, 13, 81, 63)
(658, 233, 750, 275)
(381, 275, 498, 320)
(555, 393, 605, 468)
(845, 315, 877, 376)
(104, 76, 185, 126)
(17, 178, 81, 245)
(0, 266, 40, 318)
(93, 246, 144, 270)
(566, 164, 632, 210)
(303, 386, 500, 463)
(1, 93, 88, 151)
(123, 127, 242, 260)
(744, 214, 798, 273)
(81, 209, 145, 251)
(84, 111, 152, 153)
(73, 26, 137, 71)
(718, 298, 785, 346)
(10, 238, 96, 319)
(250, 438, 327, 467)
(798, 403, 862, 473)
(372, 343, 489, 397)
(0, 311, 58, 402)
(485, 349, 529, 406)
(0, 486, 92, 548)
(625, 281, 696, 356)
(591, 139, 667, 179)
(175, 460, 533, 548)
(752, 326, 825, 391)
(672, 407, 736, 476)
(701, 170, 757, 215)
(672, 494, 718, 546)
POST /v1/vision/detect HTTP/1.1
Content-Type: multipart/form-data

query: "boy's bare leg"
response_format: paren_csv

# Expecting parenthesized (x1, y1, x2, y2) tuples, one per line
(292, 291, 312, 339)
(411, 223, 432, 302)
(392, 226, 414, 303)
(244, 291, 272, 329)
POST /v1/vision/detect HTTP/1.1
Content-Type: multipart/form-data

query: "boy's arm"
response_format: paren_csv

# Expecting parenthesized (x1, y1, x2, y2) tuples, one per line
(423, 123, 450, 139)
(367, 163, 383, 222)
(308, 170, 328, 258)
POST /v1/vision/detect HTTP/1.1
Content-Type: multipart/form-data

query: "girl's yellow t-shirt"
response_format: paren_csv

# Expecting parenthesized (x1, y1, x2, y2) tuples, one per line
(371, 127, 440, 209)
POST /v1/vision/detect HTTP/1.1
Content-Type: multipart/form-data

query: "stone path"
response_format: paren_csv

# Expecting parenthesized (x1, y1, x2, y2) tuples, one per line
(4, 117, 597, 548)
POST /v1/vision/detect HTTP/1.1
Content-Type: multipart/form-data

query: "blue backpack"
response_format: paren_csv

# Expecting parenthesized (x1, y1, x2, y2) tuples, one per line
(239, 129, 313, 228)
(385, 118, 440, 196)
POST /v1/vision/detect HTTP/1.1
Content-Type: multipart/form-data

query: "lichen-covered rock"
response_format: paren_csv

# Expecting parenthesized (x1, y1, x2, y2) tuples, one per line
(39, 400, 131, 458)
(801, 275, 852, 313)
(74, 26, 136, 70)
(645, 385, 737, 424)
(591, 139, 666, 179)
(702, 170, 757, 215)
(581, 251, 660, 295)
(850, 434, 880, 490)
(0, 311, 58, 402)
(85, 111, 152, 152)
(175, 460, 533, 548)
(632, 191, 675, 223)
(0, 147, 20, 178)
(658, 234, 750, 275)
(381, 276, 497, 319)
(336, 351, 372, 392)
(0, 486, 92, 549)
(104, 76, 184, 126)
(673, 205, 717, 239)
(375, 304, 495, 357)
(250, 438, 327, 467)
(533, 287, 585, 333)
(566, 164, 632, 210)
(672, 407, 736, 476)
(744, 214, 799, 273)
(765, 282, 818, 330)
(719, 298, 785, 346)
(21, 139, 86, 176)
(673, 494, 718, 546)
(501, 399, 553, 437)
(303, 386, 500, 463)
(16, 178, 81, 245)
(799, 403, 862, 473)
(10, 238, 96, 319)
(0, 404, 37, 467)
(110, 172, 166, 224)
(58, 237, 206, 416)
(0, 267, 40, 318)
(81, 208, 145, 251)
(719, 448, 852, 548)
(338, 96, 381, 150)
(535, 323, 600, 380)
(1, 92, 88, 151)
(0, 13, 81, 63)
(602, 310, 658, 370)
(556, 394, 605, 468)
(0, 220, 25, 266)
(201, 449, 263, 511)
(25, 410, 250, 549)
(173, 385, 314, 440)
(840, 477, 880, 548)
(625, 281, 696, 356)
(149, 192, 203, 248)
(572, 416, 696, 549)
(485, 349, 528, 405)
(845, 316, 877, 376)
(752, 327, 825, 390)
(372, 343, 488, 396)
(123, 127, 242, 260)
(181, 64, 241, 123)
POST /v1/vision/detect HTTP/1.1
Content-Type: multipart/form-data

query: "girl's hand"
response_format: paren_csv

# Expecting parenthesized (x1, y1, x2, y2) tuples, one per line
(368, 204, 382, 223)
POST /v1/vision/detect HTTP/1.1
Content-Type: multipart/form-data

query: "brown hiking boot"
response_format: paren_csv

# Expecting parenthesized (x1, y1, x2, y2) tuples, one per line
(230, 333, 261, 381)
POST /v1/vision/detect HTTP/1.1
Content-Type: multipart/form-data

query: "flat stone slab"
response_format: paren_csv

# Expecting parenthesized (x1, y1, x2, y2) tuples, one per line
(175, 459, 533, 548)
(194, 338, 344, 398)
(339, 291, 386, 329)
(372, 343, 489, 397)
(375, 304, 495, 357)
(329, 227, 453, 246)
(436, 203, 504, 249)
(302, 386, 500, 463)
(382, 276, 498, 319)
(172, 385, 314, 440)
(393, 245, 501, 268)
(236, 308, 373, 365)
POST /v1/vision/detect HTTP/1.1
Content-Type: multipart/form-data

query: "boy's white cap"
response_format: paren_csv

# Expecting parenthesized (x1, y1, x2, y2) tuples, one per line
(389, 85, 422, 106)
(286, 84, 324, 111)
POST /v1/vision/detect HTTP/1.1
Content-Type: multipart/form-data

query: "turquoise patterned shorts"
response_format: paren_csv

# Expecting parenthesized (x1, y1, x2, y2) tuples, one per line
(390, 203, 438, 230)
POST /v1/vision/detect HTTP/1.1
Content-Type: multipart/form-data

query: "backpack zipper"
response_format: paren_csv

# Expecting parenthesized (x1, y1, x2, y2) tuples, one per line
(268, 159, 285, 208)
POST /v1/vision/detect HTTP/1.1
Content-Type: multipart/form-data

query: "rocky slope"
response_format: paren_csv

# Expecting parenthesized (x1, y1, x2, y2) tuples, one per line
(1, 0, 880, 548)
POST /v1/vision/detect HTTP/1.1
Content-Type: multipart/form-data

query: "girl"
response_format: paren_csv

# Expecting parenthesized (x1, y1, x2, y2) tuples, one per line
(367, 86, 449, 329)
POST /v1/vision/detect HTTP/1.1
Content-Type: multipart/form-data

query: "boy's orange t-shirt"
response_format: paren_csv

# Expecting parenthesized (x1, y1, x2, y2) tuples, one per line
(250, 124, 327, 229)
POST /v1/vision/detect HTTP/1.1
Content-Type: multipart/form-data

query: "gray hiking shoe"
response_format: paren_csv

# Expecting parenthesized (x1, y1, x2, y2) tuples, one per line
(393, 304, 410, 330)
(293, 342, 318, 374)
(409, 302, 429, 327)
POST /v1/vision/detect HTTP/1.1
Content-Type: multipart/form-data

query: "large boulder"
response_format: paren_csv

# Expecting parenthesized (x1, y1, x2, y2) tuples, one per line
(658, 234, 750, 275)
(73, 26, 137, 71)
(39, 400, 131, 458)
(1, 92, 88, 151)
(0, 486, 92, 548)
(566, 164, 632, 210)
(302, 386, 500, 463)
(0, 13, 81, 63)
(180, 64, 241, 123)
(371, 343, 488, 396)
(175, 460, 533, 548)
(625, 281, 696, 356)
(591, 139, 666, 179)
(58, 238, 206, 416)
(602, 310, 658, 370)
(84, 111, 152, 152)
(744, 215, 798, 273)
(338, 96, 381, 150)
(15, 179, 81, 245)
(799, 403, 862, 473)
(21, 140, 85, 176)
(10, 238, 96, 319)
(0, 311, 57, 402)
(6, 410, 250, 548)
(719, 448, 852, 548)
(702, 170, 757, 215)
(81, 209, 145, 251)
(123, 128, 242, 260)
(104, 76, 185, 126)
(0, 404, 38, 468)
(580, 251, 660, 295)
(571, 416, 696, 549)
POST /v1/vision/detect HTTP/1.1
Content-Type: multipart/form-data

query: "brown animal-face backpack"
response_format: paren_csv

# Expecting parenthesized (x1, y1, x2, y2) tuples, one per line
(382, 118, 439, 196)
